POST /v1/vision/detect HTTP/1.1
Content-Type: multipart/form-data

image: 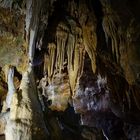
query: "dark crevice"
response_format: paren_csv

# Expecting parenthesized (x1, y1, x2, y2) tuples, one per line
(92, 0, 109, 75)
(14, 67, 22, 81)
(92, 0, 104, 21)
(42, 0, 69, 45)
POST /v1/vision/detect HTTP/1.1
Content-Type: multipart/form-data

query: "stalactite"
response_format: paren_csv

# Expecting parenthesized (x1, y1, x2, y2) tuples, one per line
(68, 36, 85, 95)
(56, 30, 67, 74)
(56, 37, 61, 70)
(50, 45, 56, 78)
(67, 33, 75, 70)
(26, 0, 42, 64)
(67, 35, 78, 94)
(78, 42, 85, 77)
(58, 38, 63, 74)
(25, 0, 32, 40)
(83, 23, 97, 73)
(102, 15, 120, 62)
(47, 43, 56, 83)
(29, 28, 38, 64)
(5, 66, 15, 109)
(60, 38, 65, 72)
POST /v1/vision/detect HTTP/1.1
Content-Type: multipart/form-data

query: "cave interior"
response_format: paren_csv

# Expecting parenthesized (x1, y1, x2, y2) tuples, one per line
(0, 0, 140, 140)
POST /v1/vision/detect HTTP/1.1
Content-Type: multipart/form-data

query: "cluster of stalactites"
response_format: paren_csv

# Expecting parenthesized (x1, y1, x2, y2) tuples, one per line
(45, 22, 85, 94)
(41, 0, 98, 112)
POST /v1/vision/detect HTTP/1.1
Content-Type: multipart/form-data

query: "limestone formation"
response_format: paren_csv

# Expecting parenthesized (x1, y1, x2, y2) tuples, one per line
(0, 0, 140, 139)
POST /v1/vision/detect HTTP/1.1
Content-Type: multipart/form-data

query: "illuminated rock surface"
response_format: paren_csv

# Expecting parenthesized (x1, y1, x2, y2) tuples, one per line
(0, 0, 140, 140)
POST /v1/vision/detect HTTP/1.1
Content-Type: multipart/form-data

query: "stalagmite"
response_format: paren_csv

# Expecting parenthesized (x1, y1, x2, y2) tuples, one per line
(6, 67, 15, 109)
(5, 67, 49, 140)
(0, 112, 9, 135)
